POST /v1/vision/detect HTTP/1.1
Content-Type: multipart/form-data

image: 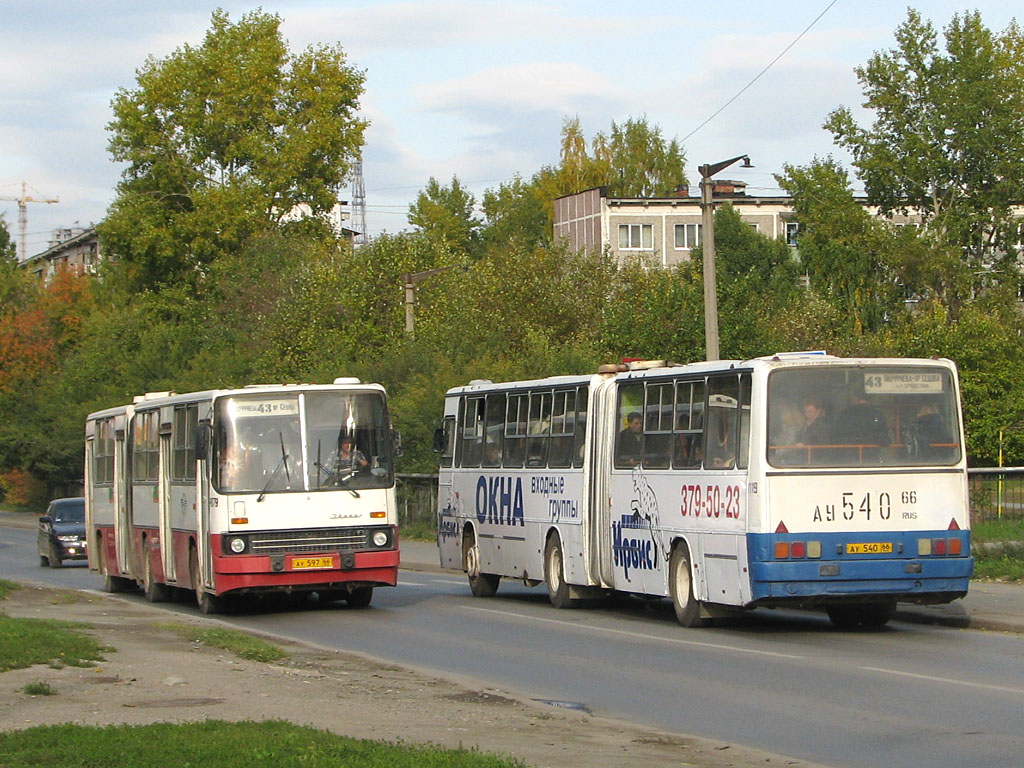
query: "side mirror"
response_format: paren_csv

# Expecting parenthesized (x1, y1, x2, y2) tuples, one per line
(39, 515, 52, 525)
(392, 429, 404, 458)
(432, 427, 446, 453)
(195, 421, 211, 460)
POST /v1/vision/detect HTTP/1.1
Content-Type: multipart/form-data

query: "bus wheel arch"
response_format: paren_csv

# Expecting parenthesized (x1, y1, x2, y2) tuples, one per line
(188, 541, 225, 614)
(669, 540, 710, 628)
(142, 535, 171, 603)
(463, 524, 500, 597)
(544, 530, 578, 609)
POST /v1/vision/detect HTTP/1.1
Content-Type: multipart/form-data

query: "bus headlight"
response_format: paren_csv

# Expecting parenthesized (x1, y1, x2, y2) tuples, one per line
(372, 530, 389, 548)
(227, 536, 247, 554)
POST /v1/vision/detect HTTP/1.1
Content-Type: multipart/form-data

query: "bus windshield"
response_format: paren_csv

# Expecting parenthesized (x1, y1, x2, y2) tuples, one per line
(214, 391, 393, 494)
(767, 365, 961, 468)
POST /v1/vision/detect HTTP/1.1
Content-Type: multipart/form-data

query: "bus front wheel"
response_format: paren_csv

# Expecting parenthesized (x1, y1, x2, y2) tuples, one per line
(544, 534, 578, 609)
(189, 546, 224, 615)
(464, 530, 499, 597)
(669, 544, 709, 628)
(346, 586, 373, 607)
(143, 548, 171, 603)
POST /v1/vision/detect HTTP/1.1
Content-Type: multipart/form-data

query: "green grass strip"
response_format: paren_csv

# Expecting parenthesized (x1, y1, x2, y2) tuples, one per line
(161, 623, 288, 662)
(0, 615, 105, 672)
(0, 721, 525, 767)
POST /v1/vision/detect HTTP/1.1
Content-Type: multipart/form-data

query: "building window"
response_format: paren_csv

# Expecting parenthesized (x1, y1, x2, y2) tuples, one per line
(618, 224, 653, 250)
(785, 222, 800, 247)
(674, 223, 702, 250)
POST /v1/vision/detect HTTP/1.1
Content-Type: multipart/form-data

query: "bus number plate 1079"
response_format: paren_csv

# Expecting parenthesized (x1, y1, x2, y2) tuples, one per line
(291, 556, 335, 570)
(846, 542, 893, 555)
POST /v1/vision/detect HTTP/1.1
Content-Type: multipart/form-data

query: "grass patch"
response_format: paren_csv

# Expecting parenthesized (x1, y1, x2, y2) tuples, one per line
(973, 556, 1024, 582)
(0, 720, 524, 767)
(400, 519, 436, 542)
(0, 579, 21, 601)
(161, 623, 287, 663)
(972, 516, 1024, 544)
(21, 681, 57, 696)
(0, 615, 105, 672)
(971, 517, 1024, 581)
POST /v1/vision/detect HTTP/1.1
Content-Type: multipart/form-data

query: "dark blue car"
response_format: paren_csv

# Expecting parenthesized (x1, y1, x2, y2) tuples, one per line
(38, 497, 86, 568)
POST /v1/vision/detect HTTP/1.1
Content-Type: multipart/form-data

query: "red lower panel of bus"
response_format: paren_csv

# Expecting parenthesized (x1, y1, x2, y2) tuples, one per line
(210, 539, 400, 593)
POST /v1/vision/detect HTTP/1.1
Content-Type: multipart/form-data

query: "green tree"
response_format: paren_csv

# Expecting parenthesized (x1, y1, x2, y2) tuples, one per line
(408, 176, 482, 259)
(0, 215, 15, 264)
(825, 9, 1024, 273)
(102, 8, 367, 290)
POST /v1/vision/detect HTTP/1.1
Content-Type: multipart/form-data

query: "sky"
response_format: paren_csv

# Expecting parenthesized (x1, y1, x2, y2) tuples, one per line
(1, 1, 1021, 260)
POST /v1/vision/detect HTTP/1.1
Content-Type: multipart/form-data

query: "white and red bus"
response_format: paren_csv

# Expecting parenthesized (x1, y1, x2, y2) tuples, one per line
(436, 354, 972, 628)
(85, 379, 401, 613)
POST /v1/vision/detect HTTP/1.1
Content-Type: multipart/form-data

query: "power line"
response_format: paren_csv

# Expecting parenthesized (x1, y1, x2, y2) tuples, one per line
(682, 0, 841, 144)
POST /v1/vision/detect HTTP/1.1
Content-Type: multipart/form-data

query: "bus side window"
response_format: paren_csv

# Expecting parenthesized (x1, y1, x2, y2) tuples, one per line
(549, 390, 575, 468)
(504, 393, 527, 468)
(674, 380, 704, 469)
(457, 397, 484, 467)
(525, 391, 551, 467)
(483, 393, 505, 467)
(643, 381, 673, 469)
(572, 387, 588, 468)
(615, 383, 644, 468)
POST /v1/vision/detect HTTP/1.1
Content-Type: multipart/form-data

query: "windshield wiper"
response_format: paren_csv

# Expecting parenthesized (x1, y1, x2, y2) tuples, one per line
(257, 433, 291, 502)
(313, 460, 360, 498)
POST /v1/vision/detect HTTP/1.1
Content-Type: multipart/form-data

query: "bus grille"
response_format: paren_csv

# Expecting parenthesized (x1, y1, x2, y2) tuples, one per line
(248, 528, 370, 555)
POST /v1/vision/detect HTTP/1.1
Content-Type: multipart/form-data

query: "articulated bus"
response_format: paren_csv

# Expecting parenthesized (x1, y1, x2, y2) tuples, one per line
(86, 379, 401, 613)
(436, 354, 972, 628)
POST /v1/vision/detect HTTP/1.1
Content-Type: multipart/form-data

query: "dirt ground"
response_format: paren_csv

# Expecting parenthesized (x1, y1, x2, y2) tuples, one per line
(0, 585, 822, 768)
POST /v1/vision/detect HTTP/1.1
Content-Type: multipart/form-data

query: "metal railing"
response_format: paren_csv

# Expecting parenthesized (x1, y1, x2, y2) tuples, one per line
(396, 473, 439, 528)
(968, 467, 1024, 523)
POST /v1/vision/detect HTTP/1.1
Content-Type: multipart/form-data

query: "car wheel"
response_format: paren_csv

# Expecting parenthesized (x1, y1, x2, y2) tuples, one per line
(48, 542, 63, 569)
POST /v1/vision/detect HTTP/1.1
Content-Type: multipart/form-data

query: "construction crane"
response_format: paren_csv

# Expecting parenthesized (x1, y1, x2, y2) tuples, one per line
(0, 181, 59, 261)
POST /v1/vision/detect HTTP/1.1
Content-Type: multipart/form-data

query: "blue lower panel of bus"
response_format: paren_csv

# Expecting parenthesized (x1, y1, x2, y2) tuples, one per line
(746, 530, 972, 605)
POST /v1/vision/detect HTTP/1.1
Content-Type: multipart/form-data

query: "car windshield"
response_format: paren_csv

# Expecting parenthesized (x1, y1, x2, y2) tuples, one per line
(214, 390, 393, 494)
(767, 365, 961, 468)
(51, 500, 85, 523)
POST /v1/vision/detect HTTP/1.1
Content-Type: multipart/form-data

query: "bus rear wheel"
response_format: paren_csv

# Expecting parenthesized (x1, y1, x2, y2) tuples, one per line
(669, 544, 709, 628)
(464, 530, 500, 597)
(827, 601, 896, 629)
(544, 534, 578, 609)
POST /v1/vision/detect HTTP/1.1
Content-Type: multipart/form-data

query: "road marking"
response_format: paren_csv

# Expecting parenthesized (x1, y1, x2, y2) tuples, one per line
(462, 605, 805, 659)
(859, 666, 1024, 696)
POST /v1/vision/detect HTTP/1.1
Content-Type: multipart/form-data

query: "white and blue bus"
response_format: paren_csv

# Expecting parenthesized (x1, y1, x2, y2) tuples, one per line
(436, 354, 972, 628)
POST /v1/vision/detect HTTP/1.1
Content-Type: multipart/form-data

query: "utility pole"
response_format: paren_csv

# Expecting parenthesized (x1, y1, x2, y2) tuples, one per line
(0, 182, 59, 262)
(698, 155, 751, 361)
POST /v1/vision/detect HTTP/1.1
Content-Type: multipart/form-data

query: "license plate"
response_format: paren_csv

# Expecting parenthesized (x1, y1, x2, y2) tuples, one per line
(290, 556, 335, 570)
(846, 542, 893, 555)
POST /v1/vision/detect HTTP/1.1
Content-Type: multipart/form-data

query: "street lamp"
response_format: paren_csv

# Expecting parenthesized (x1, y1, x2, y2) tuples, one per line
(699, 154, 752, 361)
(400, 265, 461, 335)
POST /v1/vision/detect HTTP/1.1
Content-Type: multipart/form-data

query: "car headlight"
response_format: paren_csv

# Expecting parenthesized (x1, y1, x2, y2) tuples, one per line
(228, 537, 247, 554)
(372, 530, 389, 548)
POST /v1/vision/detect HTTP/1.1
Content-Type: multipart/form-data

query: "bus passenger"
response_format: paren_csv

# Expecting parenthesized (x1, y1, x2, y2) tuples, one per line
(796, 395, 830, 446)
(617, 412, 643, 467)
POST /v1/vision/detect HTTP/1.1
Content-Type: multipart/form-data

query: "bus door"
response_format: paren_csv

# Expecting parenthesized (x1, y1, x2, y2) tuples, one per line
(195, 420, 214, 592)
(435, 410, 459, 570)
(113, 425, 132, 577)
(158, 421, 175, 583)
(585, 374, 618, 587)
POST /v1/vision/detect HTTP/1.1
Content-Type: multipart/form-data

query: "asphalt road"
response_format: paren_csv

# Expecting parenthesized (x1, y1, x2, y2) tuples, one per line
(2, 524, 1022, 768)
